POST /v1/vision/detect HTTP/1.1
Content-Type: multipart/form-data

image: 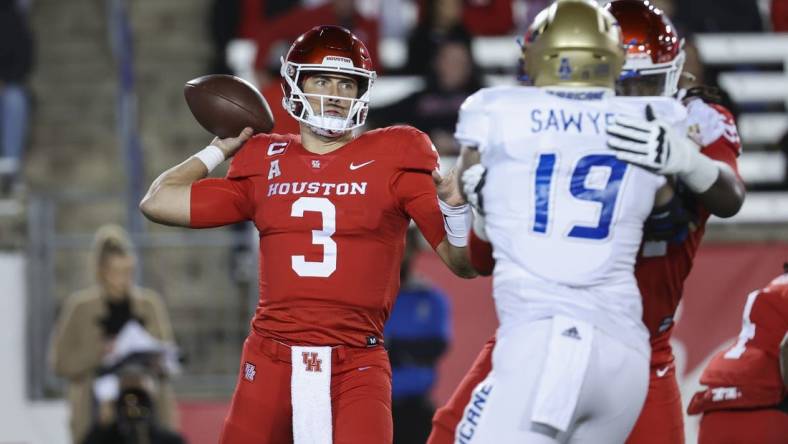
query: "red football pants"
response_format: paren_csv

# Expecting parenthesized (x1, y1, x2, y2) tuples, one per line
(220, 332, 393, 444)
(428, 338, 685, 444)
(697, 408, 788, 444)
(625, 363, 684, 444)
(427, 337, 495, 444)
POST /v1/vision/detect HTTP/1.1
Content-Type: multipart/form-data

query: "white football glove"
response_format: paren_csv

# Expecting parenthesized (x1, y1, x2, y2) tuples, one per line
(607, 105, 720, 193)
(461, 164, 486, 214)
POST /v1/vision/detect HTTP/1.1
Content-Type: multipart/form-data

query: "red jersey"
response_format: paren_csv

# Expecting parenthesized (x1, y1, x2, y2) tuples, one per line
(687, 275, 788, 413)
(190, 126, 446, 347)
(635, 99, 742, 367)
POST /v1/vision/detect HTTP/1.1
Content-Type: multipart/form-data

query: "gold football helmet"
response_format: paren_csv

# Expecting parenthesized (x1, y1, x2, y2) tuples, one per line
(522, 0, 626, 88)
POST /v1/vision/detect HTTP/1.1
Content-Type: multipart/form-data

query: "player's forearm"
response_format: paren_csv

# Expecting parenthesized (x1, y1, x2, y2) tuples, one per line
(691, 162, 745, 218)
(140, 157, 208, 227)
(437, 240, 478, 279)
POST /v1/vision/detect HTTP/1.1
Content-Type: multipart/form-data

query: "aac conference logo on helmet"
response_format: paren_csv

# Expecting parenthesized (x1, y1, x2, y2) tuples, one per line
(558, 57, 573, 80)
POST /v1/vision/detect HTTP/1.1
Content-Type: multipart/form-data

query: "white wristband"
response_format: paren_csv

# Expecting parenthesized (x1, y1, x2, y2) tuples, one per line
(193, 145, 225, 173)
(439, 199, 472, 247)
(679, 152, 720, 193)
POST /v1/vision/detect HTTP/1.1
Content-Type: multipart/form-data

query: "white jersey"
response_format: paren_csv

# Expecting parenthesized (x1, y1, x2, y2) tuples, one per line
(456, 86, 687, 353)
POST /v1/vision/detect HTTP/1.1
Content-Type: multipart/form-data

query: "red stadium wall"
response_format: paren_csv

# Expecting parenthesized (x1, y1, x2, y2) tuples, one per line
(177, 242, 788, 444)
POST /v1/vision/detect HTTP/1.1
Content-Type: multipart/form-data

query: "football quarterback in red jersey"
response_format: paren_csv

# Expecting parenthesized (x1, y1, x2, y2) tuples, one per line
(427, 1, 746, 443)
(141, 25, 476, 444)
(687, 265, 788, 444)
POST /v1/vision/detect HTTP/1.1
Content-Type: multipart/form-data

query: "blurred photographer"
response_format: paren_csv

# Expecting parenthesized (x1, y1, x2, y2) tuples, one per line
(50, 225, 179, 443)
(83, 362, 185, 444)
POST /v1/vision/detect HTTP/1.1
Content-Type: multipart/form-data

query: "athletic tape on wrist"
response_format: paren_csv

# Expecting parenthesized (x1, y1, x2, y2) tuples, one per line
(439, 199, 472, 247)
(193, 145, 225, 173)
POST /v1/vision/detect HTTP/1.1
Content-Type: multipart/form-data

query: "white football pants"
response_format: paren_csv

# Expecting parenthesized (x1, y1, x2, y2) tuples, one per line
(455, 316, 648, 444)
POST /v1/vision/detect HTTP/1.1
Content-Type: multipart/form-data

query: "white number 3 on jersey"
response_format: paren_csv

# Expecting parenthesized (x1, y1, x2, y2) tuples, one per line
(290, 197, 337, 277)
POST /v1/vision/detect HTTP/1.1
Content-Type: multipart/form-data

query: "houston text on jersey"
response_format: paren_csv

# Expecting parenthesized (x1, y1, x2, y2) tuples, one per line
(266, 181, 368, 197)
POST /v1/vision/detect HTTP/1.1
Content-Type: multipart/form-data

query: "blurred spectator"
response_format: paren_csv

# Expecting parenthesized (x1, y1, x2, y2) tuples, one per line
(375, 36, 483, 156)
(513, 0, 551, 33)
(385, 227, 451, 444)
(83, 365, 186, 444)
(773, 0, 788, 31)
(0, 0, 33, 193)
(405, 0, 471, 75)
(251, 0, 380, 87)
(205, 0, 300, 133)
(416, 0, 513, 36)
(378, 0, 410, 38)
(208, 0, 242, 75)
(236, 0, 301, 42)
(674, 0, 764, 34)
(50, 225, 179, 444)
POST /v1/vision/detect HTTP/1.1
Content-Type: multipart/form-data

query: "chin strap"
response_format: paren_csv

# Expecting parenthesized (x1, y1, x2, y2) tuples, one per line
(303, 110, 355, 138)
(307, 124, 348, 139)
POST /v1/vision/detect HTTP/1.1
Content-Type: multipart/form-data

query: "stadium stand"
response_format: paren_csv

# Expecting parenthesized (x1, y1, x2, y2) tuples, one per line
(3, 1, 787, 443)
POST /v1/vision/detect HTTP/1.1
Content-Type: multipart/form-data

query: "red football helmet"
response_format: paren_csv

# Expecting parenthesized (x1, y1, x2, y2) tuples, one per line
(605, 0, 685, 96)
(280, 26, 377, 136)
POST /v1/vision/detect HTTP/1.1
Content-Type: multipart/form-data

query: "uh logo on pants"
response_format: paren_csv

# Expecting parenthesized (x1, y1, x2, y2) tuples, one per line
(303, 352, 323, 372)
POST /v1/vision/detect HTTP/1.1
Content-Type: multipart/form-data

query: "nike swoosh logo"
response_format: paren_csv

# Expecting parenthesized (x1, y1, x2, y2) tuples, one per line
(349, 160, 375, 170)
(358, 366, 371, 371)
(656, 366, 670, 378)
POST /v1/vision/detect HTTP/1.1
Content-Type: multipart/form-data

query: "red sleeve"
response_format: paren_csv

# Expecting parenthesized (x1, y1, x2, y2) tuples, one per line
(394, 125, 439, 173)
(701, 138, 741, 178)
(392, 171, 445, 249)
(226, 133, 272, 179)
(469, 230, 494, 275)
(707, 103, 742, 157)
(389, 126, 443, 248)
(190, 178, 255, 228)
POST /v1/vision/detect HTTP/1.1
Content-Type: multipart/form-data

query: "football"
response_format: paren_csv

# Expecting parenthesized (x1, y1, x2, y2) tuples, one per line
(184, 74, 275, 139)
